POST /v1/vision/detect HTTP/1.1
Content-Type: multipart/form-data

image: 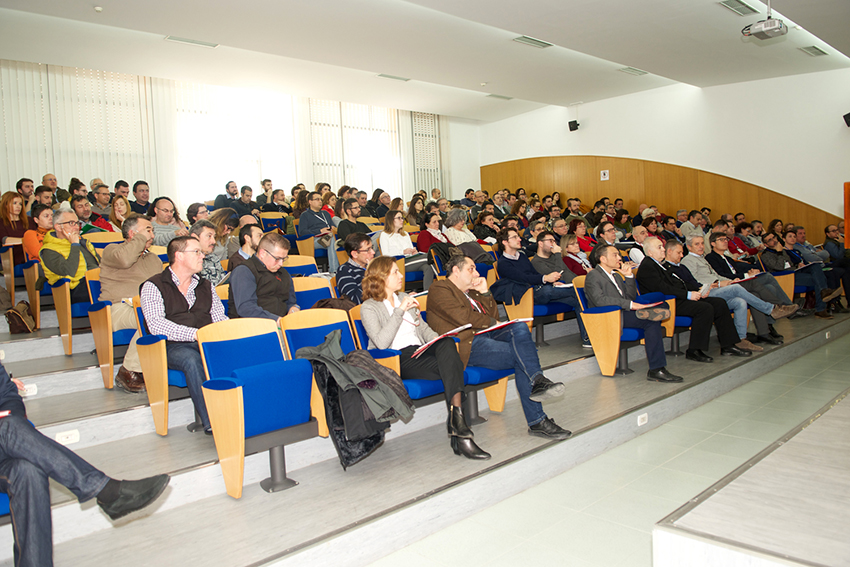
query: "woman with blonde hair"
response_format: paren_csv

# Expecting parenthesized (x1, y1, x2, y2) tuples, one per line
(360, 256, 490, 460)
(0, 191, 35, 264)
(389, 197, 404, 213)
(108, 195, 132, 232)
(380, 210, 430, 285)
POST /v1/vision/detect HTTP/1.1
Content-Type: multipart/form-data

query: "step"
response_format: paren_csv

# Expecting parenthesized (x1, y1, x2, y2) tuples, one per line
(0, 327, 96, 362)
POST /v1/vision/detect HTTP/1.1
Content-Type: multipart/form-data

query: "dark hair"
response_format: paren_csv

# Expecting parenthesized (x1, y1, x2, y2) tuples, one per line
(68, 177, 85, 194)
(238, 223, 260, 247)
(688, 209, 701, 220)
(188, 218, 215, 238)
(258, 231, 289, 253)
(465, 189, 474, 196)
(148, 196, 175, 217)
(782, 229, 796, 239)
(736, 222, 753, 232)
(15, 178, 33, 191)
(370, 188, 384, 203)
(503, 214, 521, 226)
(593, 200, 605, 209)
(568, 219, 586, 233)
(34, 185, 52, 197)
(114, 180, 129, 189)
(240, 185, 252, 196)
(641, 217, 659, 230)
(665, 239, 683, 252)
(186, 203, 205, 224)
(529, 211, 547, 223)
(712, 219, 728, 230)
(343, 232, 371, 255)
(708, 231, 727, 245)
(445, 253, 472, 276)
(421, 212, 441, 232)
(167, 235, 196, 265)
(497, 226, 519, 253)
(596, 221, 614, 237)
(31, 203, 51, 220)
(343, 198, 359, 216)
(291, 185, 301, 197)
(121, 214, 146, 240)
(132, 180, 149, 193)
(475, 211, 494, 225)
(589, 243, 611, 267)
(70, 194, 88, 206)
(261, 179, 271, 186)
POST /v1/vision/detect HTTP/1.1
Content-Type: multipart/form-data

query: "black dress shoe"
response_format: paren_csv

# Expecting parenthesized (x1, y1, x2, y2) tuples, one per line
(768, 325, 783, 340)
(721, 345, 752, 357)
(647, 368, 684, 383)
(529, 376, 566, 403)
(528, 417, 572, 440)
(685, 349, 713, 363)
(755, 334, 783, 345)
(97, 474, 170, 521)
(451, 437, 491, 460)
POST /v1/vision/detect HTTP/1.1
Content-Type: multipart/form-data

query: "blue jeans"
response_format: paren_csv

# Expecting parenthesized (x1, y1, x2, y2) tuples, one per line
(0, 414, 108, 567)
(165, 341, 210, 430)
(533, 284, 589, 341)
(710, 284, 774, 339)
(467, 323, 546, 427)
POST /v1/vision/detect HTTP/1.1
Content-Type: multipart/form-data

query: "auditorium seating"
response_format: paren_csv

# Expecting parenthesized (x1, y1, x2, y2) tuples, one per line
(259, 212, 287, 232)
(22, 260, 49, 329)
(50, 278, 93, 356)
(85, 268, 136, 389)
(0, 240, 23, 305)
(292, 276, 335, 309)
(198, 318, 319, 499)
(84, 231, 124, 249)
(281, 255, 319, 277)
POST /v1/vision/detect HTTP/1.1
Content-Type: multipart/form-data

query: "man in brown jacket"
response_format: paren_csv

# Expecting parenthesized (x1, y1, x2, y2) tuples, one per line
(427, 255, 572, 440)
(99, 216, 162, 393)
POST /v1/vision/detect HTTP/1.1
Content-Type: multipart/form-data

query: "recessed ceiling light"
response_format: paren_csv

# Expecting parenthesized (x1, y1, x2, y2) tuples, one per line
(618, 67, 648, 76)
(486, 94, 513, 101)
(718, 0, 759, 16)
(164, 36, 219, 49)
(799, 46, 828, 57)
(377, 74, 411, 82)
(512, 36, 553, 49)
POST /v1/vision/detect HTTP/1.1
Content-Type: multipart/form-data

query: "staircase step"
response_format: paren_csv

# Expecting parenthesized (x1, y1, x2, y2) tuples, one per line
(0, 327, 95, 362)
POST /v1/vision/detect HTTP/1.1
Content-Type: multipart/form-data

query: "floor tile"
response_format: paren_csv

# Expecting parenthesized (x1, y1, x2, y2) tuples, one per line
(734, 381, 795, 398)
(719, 418, 795, 443)
(637, 425, 713, 449)
(811, 370, 850, 383)
(625, 466, 716, 503)
(489, 540, 600, 567)
(664, 410, 741, 433)
(558, 454, 656, 488)
(537, 512, 649, 565)
(766, 396, 829, 414)
(802, 378, 850, 393)
(522, 475, 624, 511)
(469, 490, 575, 539)
(694, 433, 770, 459)
(661, 448, 743, 479)
(694, 401, 756, 420)
(754, 372, 811, 386)
(604, 437, 688, 466)
(583, 487, 683, 533)
(368, 548, 442, 567)
(714, 389, 776, 408)
(403, 517, 524, 567)
(784, 386, 843, 403)
(744, 407, 812, 428)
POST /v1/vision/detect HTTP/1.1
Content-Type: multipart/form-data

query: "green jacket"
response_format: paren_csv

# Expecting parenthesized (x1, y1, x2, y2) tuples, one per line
(39, 232, 100, 290)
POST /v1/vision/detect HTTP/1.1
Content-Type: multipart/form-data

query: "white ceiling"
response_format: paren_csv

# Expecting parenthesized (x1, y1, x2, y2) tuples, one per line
(0, 0, 847, 123)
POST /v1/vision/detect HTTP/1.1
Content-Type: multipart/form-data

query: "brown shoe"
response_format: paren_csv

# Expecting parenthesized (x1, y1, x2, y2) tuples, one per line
(821, 288, 842, 303)
(770, 304, 798, 320)
(736, 339, 764, 352)
(115, 366, 146, 394)
(815, 310, 834, 320)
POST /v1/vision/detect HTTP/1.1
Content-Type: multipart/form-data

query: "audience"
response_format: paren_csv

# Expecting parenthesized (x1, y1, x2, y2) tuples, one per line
(320, 192, 338, 223)
(186, 202, 209, 226)
(471, 211, 499, 243)
(230, 233, 299, 318)
(90, 183, 112, 218)
(98, 216, 162, 393)
(337, 233, 374, 304)
(227, 223, 263, 273)
(108, 195, 132, 233)
(70, 195, 112, 233)
(416, 212, 449, 253)
(374, 192, 393, 218)
(40, 209, 100, 303)
(113, 180, 130, 201)
(379, 210, 429, 282)
(130, 181, 151, 215)
(0, 192, 36, 264)
(290, 190, 309, 219)
(149, 197, 188, 246)
(626, 225, 650, 264)
(187, 219, 226, 286)
(261, 189, 292, 215)
(561, 234, 591, 275)
(299, 191, 339, 273)
(231, 186, 260, 218)
(444, 208, 477, 245)
(336, 198, 370, 240)
(255, 179, 274, 207)
(23, 203, 54, 261)
(15, 178, 36, 215)
(406, 196, 425, 227)
(214, 181, 239, 211)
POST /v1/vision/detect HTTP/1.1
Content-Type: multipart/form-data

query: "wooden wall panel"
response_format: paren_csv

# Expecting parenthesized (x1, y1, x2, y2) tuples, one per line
(480, 156, 841, 243)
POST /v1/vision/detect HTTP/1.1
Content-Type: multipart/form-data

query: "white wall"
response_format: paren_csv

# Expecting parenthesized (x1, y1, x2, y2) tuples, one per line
(443, 117, 482, 199)
(478, 68, 850, 216)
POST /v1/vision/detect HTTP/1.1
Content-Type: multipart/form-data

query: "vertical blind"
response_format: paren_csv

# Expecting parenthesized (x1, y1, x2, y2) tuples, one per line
(0, 58, 443, 211)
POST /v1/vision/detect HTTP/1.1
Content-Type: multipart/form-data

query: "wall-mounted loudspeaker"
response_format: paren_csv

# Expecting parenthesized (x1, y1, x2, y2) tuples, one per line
(844, 112, 850, 127)
(569, 120, 580, 132)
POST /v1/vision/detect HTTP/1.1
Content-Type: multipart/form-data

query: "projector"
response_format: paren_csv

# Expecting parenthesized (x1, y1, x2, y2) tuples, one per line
(747, 18, 788, 40)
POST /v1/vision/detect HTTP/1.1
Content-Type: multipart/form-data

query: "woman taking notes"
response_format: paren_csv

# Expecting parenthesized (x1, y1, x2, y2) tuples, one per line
(360, 256, 490, 460)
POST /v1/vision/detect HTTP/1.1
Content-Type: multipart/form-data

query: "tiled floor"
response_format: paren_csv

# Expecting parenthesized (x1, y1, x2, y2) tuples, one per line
(368, 336, 850, 567)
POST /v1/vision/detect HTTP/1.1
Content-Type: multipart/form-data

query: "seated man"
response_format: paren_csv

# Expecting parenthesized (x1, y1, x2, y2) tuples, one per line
(230, 233, 299, 319)
(529, 230, 590, 346)
(260, 189, 292, 215)
(429, 255, 571, 440)
(459, 188, 476, 208)
(299, 191, 340, 273)
(129, 181, 151, 215)
(0, 363, 169, 567)
(150, 197, 189, 246)
(90, 183, 113, 219)
(794, 226, 829, 263)
(213, 180, 239, 211)
(227, 223, 263, 273)
(231, 186, 260, 218)
(99, 216, 163, 393)
(627, 225, 649, 264)
(336, 198, 371, 240)
(761, 231, 839, 320)
(679, 209, 704, 242)
(337, 233, 374, 304)
(189, 220, 227, 286)
(71, 195, 113, 233)
(681, 233, 795, 345)
(636, 236, 751, 362)
(661, 216, 684, 244)
(584, 244, 682, 382)
(469, 190, 488, 220)
(374, 191, 392, 218)
(40, 210, 100, 303)
(140, 236, 228, 434)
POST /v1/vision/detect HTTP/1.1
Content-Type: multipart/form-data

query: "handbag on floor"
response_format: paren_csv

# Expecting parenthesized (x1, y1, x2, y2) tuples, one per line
(6, 300, 35, 334)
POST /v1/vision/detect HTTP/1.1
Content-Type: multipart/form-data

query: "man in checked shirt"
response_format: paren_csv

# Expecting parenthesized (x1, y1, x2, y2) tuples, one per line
(140, 235, 228, 435)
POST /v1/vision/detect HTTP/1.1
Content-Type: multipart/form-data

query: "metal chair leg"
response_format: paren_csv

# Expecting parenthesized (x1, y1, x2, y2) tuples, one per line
(261, 445, 298, 493)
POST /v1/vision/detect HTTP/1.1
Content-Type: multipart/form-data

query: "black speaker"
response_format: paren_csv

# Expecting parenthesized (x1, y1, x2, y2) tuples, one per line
(569, 120, 579, 132)
(844, 112, 850, 127)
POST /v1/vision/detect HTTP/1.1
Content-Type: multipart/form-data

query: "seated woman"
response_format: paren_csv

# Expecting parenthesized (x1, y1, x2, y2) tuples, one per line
(569, 219, 596, 253)
(561, 234, 592, 275)
(360, 256, 489, 460)
(186, 202, 210, 226)
(406, 196, 425, 227)
(109, 195, 132, 233)
(321, 192, 339, 226)
(642, 217, 665, 244)
(0, 191, 35, 265)
(612, 209, 632, 241)
(443, 208, 476, 246)
(417, 212, 451, 253)
(23, 203, 54, 261)
(379, 210, 430, 286)
(509, 200, 529, 229)
(472, 211, 499, 244)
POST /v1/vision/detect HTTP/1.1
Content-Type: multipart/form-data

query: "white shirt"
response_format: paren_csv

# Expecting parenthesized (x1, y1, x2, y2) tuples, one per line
(379, 231, 414, 257)
(383, 294, 421, 350)
(445, 226, 476, 245)
(628, 244, 645, 265)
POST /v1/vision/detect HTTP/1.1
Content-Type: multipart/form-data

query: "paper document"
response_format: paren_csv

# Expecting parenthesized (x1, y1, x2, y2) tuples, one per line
(635, 301, 663, 309)
(474, 318, 533, 335)
(553, 282, 573, 288)
(411, 324, 471, 358)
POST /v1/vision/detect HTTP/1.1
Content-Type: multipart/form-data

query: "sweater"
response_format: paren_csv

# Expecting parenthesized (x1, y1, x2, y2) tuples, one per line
(39, 232, 100, 290)
(298, 209, 333, 237)
(497, 253, 546, 286)
(531, 253, 576, 283)
(98, 231, 163, 303)
(22, 226, 50, 262)
(0, 217, 36, 264)
(151, 221, 183, 247)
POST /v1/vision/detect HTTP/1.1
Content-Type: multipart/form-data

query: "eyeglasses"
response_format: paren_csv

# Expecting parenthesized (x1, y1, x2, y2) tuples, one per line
(55, 220, 78, 227)
(156, 207, 174, 214)
(266, 252, 287, 263)
(354, 246, 374, 254)
(181, 249, 203, 256)
(539, 238, 556, 244)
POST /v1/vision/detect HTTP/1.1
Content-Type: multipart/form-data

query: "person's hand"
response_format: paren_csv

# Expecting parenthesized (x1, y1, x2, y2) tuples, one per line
(175, 228, 189, 237)
(471, 276, 489, 294)
(319, 228, 331, 235)
(747, 269, 760, 277)
(544, 272, 561, 283)
(399, 295, 420, 311)
(631, 302, 654, 310)
(616, 262, 634, 277)
(688, 291, 701, 301)
(713, 281, 722, 288)
(403, 247, 417, 256)
(67, 230, 80, 245)
(551, 243, 561, 255)
(288, 305, 300, 315)
(12, 378, 24, 391)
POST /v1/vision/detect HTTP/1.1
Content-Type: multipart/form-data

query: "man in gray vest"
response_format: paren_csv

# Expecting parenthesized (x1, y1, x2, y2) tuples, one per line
(229, 232, 300, 319)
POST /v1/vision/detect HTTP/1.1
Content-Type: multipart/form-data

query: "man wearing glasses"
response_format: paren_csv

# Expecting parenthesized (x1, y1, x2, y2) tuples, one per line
(40, 210, 101, 303)
(337, 233, 375, 304)
(90, 183, 113, 219)
(140, 235, 228, 435)
(229, 232, 299, 319)
(299, 191, 340, 273)
(596, 221, 619, 245)
(337, 198, 371, 240)
(150, 197, 189, 246)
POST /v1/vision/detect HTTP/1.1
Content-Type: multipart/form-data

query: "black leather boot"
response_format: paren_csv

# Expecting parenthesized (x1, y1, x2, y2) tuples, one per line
(447, 406, 474, 439)
(451, 437, 491, 460)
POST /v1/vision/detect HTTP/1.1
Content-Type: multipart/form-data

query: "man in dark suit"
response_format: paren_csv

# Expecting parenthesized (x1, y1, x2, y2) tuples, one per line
(635, 237, 750, 362)
(584, 244, 682, 382)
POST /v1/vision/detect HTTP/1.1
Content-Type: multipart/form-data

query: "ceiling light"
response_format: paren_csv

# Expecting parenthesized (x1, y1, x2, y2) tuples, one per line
(718, 0, 759, 16)
(512, 36, 553, 49)
(377, 74, 411, 82)
(618, 67, 648, 76)
(486, 94, 513, 101)
(165, 36, 219, 49)
(799, 46, 828, 57)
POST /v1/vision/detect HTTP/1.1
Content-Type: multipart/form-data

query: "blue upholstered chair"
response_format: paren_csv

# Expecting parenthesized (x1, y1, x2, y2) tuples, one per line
(132, 296, 204, 436)
(281, 255, 319, 277)
(291, 276, 334, 309)
(83, 232, 124, 249)
(198, 318, 319, 499)
(86, 268, 137, 389)
(259, 212, 287, 232)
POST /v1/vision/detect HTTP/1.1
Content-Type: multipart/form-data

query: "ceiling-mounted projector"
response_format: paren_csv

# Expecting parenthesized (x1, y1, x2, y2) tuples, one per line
(744, 18, 788, 40)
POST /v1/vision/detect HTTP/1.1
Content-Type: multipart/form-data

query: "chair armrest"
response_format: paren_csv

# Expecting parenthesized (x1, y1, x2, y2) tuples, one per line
(50, 278, 71, 289)
(136, 334, 167, 347)
(367, 348, 402, 359)
(88, 300, 113, 312)
(582, 305, 621, 315)
(367, 349, 401, 374)
(635, 291, 667, 304)
(203, 378, 243, 391)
